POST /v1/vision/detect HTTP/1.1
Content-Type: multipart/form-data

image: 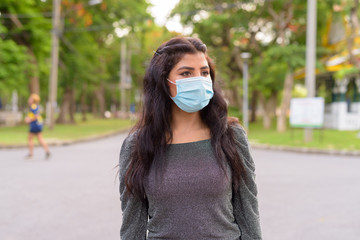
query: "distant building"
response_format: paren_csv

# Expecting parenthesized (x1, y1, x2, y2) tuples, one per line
(295, 11, 360, 130)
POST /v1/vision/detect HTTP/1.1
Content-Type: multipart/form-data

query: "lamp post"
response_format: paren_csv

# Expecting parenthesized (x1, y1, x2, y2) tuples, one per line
(47, 0, 61, 130)
(304, 0, 317, 142)
(241, 52, 251, 131)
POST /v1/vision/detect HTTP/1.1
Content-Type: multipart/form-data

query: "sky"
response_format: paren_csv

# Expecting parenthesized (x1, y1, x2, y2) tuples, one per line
(148, 0, 191, 34)
(37, 0, 188, 35)
(41, 0, 182, 32)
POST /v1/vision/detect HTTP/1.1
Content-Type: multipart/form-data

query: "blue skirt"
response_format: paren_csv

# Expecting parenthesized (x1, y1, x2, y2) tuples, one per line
(29, 122, 43, 134)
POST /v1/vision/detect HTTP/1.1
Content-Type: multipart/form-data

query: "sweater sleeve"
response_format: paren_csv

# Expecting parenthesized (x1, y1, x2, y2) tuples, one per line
(231, 124, 262, 240)
(119, 133, 148, 240)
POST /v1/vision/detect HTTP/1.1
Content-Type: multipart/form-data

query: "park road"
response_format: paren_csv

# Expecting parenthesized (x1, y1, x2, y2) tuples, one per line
(0, 132, 359, 240)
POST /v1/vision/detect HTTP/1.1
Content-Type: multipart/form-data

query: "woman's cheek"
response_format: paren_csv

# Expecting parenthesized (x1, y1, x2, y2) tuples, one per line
(169, 82, 177, 97)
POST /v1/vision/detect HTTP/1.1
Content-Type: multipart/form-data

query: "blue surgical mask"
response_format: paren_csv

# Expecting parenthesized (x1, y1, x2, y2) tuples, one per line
(167, 76, 214, 113)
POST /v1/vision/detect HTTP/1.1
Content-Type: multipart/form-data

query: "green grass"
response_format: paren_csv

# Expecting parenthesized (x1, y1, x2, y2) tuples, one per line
(1, 110, 359, 151)
(247, 119, 360, 151)
(228, 107, 360, 151)
(0, 115, 134, 145)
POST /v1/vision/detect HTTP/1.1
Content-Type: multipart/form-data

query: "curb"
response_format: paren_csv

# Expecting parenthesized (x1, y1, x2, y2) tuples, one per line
(250, 142, 360, 156)
(0, 128, 132, 149)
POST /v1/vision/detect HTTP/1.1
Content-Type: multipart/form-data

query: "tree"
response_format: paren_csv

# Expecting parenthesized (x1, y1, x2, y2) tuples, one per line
(0, 36, 30, 99)
(171, 0, 267, 111)
(0, 0, 51, 105)
(266, 45, 306, 132)
(53, 0, 153, 123)
(172, 0, 309, 130)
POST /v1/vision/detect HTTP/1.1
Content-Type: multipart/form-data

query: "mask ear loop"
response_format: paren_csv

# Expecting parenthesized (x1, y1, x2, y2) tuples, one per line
(166, 79, 178, 98)
(167, 79, 177, 85)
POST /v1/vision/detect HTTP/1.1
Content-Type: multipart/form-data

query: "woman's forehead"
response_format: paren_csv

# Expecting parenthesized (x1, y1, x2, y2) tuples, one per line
(174, 52, 208, 69)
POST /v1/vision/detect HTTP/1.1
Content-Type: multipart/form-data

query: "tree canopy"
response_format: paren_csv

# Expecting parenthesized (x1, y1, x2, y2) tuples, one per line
(1, 0, 359, 129)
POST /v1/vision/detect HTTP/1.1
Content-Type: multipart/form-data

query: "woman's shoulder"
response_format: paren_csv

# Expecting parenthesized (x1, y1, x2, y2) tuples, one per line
(119, 130, 138, 169)
(228, 121, 247, 143)
(228, 121, 255, 169)
(120, 131, 137, 156)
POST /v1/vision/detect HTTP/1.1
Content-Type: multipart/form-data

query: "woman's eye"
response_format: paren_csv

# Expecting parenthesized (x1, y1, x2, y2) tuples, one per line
(180, 72, 191, 77)
(202, 71, 209, 76)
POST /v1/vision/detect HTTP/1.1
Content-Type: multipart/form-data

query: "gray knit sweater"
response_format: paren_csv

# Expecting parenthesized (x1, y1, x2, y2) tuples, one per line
(119, 124, 262, 240)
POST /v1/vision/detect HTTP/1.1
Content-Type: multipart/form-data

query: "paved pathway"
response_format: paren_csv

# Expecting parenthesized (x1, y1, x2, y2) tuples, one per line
(254, 148, 360, 240)
(0, 134, 126, 240)
(0, 133, 359, 240)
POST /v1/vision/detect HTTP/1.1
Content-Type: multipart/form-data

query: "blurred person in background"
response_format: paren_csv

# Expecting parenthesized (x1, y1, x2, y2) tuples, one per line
(119, 37, 261, 240)
(25, 93, 50, 159)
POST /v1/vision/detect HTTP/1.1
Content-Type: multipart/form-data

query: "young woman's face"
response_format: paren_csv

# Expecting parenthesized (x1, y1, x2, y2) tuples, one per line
(167, 52, 210, 98)
(28, 97, 34, 105)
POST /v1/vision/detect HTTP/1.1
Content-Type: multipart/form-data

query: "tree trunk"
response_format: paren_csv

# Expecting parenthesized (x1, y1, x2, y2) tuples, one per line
(260, 96, 272, 129)
(231, 86, 241, 108)
(69, 88, 76, 124)
(56, 88, 76, 124)
(94, 84, 105, 118)
(80, 83, 88, 122)
(92, 95, 97, 117)
(262, 110, 272, 129)
(250, 89, 258, 122)
(229, 74, 241, 107)
(56, 88, 72, 124)
(27, 49, 40, 95)
(260, 91, 277, 129)
(277, 71, 294, 132)
(269, 92, 277, 118)
(231, 47, 245, 109)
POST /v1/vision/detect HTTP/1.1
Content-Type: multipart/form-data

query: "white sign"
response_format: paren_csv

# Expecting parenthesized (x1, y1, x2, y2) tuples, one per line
(290, 97, 324, 128)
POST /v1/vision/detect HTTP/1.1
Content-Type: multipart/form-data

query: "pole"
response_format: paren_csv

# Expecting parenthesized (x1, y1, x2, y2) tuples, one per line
(47, 0, 61, 130)
(120, 38, 126, 113)
(241, 52, 251, 131)
(304, 0, 317, 142)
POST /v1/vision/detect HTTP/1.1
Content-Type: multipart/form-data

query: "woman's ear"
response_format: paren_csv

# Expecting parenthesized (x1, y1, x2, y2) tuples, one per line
(167, 79, 177, 98)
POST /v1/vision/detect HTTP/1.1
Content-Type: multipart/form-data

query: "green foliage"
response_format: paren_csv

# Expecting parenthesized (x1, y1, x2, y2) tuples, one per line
(0, 37, 30, 96)
(57, 0, 153, 100)
(0, 0, 155, 114)
(171, 0, 262, 78)
(0, 0, 355, 125)
(250, 44, 306, 99)
(334, 66, 360, 80)
(171, 0, 313, 103)
(265, 44, 306, 70)
(292, 84, 307, 98)
(250, 54, 286, 98)
(0, 0, 51, 101)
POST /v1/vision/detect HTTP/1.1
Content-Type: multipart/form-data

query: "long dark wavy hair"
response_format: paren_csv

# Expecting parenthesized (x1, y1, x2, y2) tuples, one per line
(125, 36, 246, 201)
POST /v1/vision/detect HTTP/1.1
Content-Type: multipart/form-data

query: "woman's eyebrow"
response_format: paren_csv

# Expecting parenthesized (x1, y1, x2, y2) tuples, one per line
(177, 66, 209, 71)
(177, 66, 194, 71)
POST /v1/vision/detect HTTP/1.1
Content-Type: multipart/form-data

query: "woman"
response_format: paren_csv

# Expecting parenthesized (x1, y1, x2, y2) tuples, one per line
(25, 93, 50, 159)
(119, 37, 262, 240)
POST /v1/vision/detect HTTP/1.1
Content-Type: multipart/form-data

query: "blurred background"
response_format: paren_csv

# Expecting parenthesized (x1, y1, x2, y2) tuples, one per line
(1, 0, 360, 148)
(1, 0, 360, 240)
